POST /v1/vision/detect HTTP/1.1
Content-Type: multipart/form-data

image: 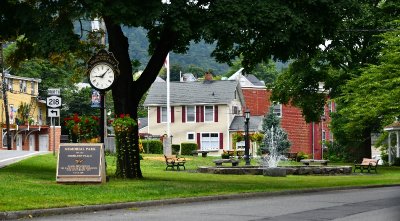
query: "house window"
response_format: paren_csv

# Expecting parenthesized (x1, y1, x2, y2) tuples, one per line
(187, 132, 195, 141)
(232, 106, 239, 114)
(38, 107, 43, 125)
(236, 141, 245, 150)
(31, 81, 35, 95)
(20, 80, 27, 93)
(8, 79, 13, 91)
(186, 105, 196, 122)
(322, 130, 326, 148)
(204, 105, 214, 122)
(201, 133, 219, 151)
(273, 103, 282, 117)
(161, 106, 167, 123)
(328, 100, 335, 113)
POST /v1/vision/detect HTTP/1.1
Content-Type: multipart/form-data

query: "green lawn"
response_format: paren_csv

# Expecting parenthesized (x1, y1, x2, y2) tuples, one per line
(0, 153, 399, 212)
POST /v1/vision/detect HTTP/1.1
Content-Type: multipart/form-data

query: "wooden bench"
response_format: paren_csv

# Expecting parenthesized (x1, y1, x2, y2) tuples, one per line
(213, 159, 240, 167)
(354, 158, 380, 173)
(300, 159, 329, 166)
(164, 155, 186, 171)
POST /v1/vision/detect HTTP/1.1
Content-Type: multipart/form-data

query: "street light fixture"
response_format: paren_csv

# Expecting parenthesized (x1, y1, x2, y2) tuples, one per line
(244, 109, 251, 165)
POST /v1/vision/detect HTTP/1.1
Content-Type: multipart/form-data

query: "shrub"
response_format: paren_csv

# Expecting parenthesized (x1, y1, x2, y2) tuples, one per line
(141, 140, 163, 154)
(64, 114, 100, 142)
(296, 151, 308, 162)
(172, 144, 181, 154)
(221, 151, 230, 159)
(181, 143, 197, 155)
(394, 158, 400, 166)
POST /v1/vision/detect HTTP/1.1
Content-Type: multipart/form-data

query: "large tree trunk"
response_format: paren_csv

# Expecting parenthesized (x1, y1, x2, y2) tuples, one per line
(104, 17, 142, 178)
(103, 17, 177, 178)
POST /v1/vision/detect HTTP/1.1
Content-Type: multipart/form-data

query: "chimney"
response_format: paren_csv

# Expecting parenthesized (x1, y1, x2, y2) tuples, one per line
(204, 72, 213, 81)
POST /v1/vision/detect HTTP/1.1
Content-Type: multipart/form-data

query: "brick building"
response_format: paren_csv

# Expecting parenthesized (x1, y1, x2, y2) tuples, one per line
(229, 69, 333, 160)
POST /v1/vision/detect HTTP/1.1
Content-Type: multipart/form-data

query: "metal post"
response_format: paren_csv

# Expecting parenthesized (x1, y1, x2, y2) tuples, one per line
(100, 91, 107, 177)
(52, 117, 55, 156)
(100, 91, 105, 144)
(244, 110, 250, 166)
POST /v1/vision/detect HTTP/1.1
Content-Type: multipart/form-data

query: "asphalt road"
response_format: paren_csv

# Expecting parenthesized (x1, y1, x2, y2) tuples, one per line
(0, 150, 49, 168)
(30, 186, 400, 221)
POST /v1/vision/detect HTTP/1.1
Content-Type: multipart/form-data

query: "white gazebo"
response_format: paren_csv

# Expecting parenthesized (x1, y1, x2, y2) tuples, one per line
(384, 120, 400, 165)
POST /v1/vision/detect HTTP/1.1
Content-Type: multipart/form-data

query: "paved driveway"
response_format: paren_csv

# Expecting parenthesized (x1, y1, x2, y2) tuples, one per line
(0, 150, 49, 168)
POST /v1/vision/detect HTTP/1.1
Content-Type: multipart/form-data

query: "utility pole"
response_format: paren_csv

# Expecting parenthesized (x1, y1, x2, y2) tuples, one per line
(0, 42, 11, 150)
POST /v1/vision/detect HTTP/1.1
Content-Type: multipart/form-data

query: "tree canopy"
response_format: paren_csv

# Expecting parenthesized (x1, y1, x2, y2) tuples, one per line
(331, 24, 400, 148)
(1, 0, 358, 178)
(271, 1, 399, 159)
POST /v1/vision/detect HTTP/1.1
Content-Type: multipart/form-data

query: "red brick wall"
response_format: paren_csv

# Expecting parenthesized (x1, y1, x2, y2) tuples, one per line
(241, 87, 333, 160)
(242, 88, 270, 116)
(280, 106, 311, 155)
(48, 126, 61, 152)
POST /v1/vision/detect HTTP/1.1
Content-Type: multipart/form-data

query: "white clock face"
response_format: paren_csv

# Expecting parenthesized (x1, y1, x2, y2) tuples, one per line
(89, 63, 115, 90)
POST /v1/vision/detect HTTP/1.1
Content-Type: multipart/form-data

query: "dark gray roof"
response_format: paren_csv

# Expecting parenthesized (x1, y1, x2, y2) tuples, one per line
(144, 80, 244, 106)
(138, 117, 148, 129)
(245, 75, 265, 87)
(229, 115, 263, 132)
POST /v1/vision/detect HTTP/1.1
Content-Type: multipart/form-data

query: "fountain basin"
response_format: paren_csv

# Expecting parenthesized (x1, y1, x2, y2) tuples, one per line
(263, 167, 286, 177)
(197, 165, 352, 176)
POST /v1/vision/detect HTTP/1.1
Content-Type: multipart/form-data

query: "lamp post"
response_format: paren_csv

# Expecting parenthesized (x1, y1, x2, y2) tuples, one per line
(244, 109, 250, 165)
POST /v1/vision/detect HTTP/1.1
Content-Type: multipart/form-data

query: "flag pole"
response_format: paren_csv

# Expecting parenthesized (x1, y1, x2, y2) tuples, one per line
(166, 53, 170, 138)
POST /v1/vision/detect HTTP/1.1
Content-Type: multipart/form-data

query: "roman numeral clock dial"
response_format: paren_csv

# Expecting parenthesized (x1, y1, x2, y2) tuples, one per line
(89, 63, 116, 91)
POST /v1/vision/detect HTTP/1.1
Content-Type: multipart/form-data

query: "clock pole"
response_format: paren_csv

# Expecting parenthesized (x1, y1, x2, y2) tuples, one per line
(100, 91, 105, 144)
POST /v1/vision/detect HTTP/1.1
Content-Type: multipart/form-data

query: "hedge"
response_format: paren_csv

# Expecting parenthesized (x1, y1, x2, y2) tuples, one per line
(141, 140, 163, 154)
(181, 142, 197, 155)
(172, 144, 180, 154)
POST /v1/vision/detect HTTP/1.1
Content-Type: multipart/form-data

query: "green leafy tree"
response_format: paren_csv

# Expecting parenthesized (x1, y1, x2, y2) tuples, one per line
(271, 1, 400, 159)
(1, 0, 356, 178)
(332, 24, 400, 160)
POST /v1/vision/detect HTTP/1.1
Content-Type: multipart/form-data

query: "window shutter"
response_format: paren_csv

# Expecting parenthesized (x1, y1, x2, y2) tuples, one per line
(201, 106, 204, 122)
(182, 106, 186, 123)
(157, 107, 160, 123)
(171, 106, 175, 123)
(196, 106, 199, 122)
(219, 133, 223, 149)
(197, 133, 201, 150)
(214, 105, 218, 122)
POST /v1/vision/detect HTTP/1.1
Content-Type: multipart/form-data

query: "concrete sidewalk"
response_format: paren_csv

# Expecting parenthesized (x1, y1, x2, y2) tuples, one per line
(0, 150, 50, 168)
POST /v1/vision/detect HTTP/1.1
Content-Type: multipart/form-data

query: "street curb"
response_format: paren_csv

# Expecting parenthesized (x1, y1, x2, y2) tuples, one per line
(1, 184, 399, 220)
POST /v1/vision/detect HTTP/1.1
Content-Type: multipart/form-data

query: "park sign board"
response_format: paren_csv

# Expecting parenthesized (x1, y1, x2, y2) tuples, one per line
(56, 143, 106, 184)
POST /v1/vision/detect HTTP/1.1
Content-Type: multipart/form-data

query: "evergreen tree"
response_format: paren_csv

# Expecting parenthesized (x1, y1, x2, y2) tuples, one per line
(261, 107, 290, 154)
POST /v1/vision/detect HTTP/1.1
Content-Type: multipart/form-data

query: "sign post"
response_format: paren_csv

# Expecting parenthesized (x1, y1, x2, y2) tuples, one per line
(47, 89, 61, 155)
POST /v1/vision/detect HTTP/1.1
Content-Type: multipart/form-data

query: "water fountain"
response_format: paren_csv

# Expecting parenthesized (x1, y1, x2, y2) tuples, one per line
(259, 126, 287, 177)
(197, 127, 353, 176)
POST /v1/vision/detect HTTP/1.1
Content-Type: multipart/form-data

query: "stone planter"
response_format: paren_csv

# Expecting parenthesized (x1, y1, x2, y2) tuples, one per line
(263, 167, 287, 177)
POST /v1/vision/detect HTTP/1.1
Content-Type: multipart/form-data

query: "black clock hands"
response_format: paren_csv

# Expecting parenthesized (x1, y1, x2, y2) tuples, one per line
(99, 68, 110, 78)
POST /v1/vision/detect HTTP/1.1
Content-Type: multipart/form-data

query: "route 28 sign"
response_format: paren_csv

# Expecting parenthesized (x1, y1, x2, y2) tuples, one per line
(46, 96, 62, 108)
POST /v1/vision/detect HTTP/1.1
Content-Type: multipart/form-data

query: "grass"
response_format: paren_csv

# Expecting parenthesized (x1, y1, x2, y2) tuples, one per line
(0, 153, 399, 212)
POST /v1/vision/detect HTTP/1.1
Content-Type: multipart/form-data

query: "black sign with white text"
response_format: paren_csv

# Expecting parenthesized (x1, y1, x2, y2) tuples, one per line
(57, 143, 106, 183)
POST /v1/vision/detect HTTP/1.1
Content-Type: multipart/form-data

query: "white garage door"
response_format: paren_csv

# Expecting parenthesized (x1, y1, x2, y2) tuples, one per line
(39, 135, 49, 152)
